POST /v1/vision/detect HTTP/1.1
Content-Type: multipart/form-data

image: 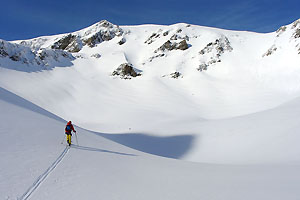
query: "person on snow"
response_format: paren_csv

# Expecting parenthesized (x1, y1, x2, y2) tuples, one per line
(65, 121, 76, 146)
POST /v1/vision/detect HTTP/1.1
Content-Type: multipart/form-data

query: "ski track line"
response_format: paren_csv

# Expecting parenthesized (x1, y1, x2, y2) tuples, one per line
(18, 146, 70, 200)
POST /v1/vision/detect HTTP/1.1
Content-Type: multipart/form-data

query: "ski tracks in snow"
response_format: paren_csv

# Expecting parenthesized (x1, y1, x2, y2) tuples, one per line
(19, 146, 70, 200)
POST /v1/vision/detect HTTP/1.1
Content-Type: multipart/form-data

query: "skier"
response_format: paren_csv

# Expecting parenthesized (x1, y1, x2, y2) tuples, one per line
(65, 121, 76, 146)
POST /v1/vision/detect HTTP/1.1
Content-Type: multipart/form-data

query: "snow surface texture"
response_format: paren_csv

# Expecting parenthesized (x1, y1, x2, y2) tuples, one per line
(1, 19, 300, 200)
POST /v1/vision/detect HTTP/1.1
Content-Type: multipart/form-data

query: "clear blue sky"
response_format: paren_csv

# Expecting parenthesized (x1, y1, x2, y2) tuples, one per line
(2, 0, 299, 41)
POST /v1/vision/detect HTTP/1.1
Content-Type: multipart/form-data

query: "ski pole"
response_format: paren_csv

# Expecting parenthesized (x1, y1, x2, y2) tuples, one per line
(61, 134, 66, 144)
(75, 132, 79, 145)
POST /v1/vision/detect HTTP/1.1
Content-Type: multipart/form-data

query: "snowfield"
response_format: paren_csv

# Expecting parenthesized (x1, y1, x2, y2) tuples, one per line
(1, 19, 300, 199)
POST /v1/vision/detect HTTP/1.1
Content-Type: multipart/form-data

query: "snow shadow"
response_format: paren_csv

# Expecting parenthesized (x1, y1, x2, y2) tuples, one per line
(71, 145, 137, 156)
(94, 132, 195, 159)
(0, 55, 74, 73)
(0, 87, 65, 122)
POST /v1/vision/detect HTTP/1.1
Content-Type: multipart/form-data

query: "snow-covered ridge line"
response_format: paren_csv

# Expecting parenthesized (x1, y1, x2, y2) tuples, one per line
(0, 39, 74, 69)
(14, 20, 123, 53)
(1, 18, 299, 72)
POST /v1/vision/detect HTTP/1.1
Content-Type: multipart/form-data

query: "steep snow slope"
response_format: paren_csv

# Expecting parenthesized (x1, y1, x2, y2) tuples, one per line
(1, 87, 300, 200)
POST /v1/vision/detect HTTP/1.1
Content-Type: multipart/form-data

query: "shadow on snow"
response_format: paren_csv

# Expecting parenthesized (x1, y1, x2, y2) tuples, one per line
(93, 132, 195, 159)
(0, 54, 74, 73)
(0, 87, 65, 122)
(0, 87, 195, 159)
(71, 144, 137, 156)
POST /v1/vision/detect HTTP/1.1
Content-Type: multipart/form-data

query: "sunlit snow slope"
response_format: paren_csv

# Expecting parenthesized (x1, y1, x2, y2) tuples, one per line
(1, 87, 300, 200)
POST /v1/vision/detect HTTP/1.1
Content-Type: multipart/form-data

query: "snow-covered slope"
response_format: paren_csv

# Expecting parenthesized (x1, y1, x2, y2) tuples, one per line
(1, 86, 300, 200)
(1, 19, 300, 161)
(1, 19, 300, 199)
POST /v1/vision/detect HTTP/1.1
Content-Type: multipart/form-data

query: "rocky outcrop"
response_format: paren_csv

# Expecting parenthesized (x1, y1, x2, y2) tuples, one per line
(91, 53, 101, 58)
(197, 64, 208, 72)
(146, 29, 190, 62)
(162, 71, 183, 79)
(171, 32, 190, 41)
(0, 40, 36, 64)
(198, 36, 233, 71)
(292, 19, 300, 29)
(118, 38, 126, 45)
(50, 20, 123, 52)
(1, 40, 29, 63)
(0, 42, 9, 57)
(112, 63, 141, 79)
(163, 31, 169, 36)
(148, 53, 166, 62)
(199, 37, 232, 55)
(294, 29, 300, 38)
(170, 71, 182, 78)
(83, 34, 101, 47)
(145, 32, 161, 44)
(263, 45, 277, 57)
(155, 39, 188, 53)
(171, 72, 182, 79)
(0, 39, 74, 67)
(144, 28, 189, 45)
(36, 48, 74, 65)
(276, 26, 287, 37)
(82, 20, 123, 48)
(51, 34, 81, 53)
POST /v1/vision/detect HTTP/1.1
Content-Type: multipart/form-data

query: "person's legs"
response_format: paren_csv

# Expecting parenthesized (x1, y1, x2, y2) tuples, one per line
(67, 134, 71, 145)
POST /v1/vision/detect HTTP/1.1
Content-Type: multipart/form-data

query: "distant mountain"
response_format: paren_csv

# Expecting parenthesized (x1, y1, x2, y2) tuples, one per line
(0, 18, 300, 125)
(0, 19, 299, 76)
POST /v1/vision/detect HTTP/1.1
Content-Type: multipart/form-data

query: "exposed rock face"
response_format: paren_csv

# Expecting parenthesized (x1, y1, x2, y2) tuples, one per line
(0, 39, 35, 64)
(145, 33, 160, 44)
(198, 36, 233, 71)
(263, 45, 277, 57)
(91, 53, 101, 58)
(155, 39, 188, 53)
(163, 31, 169, 36)
(198, 64, 208, 72)
(144, 28, 189, 44)
(148, 53, 166, 62)
(170, 34, 189, 41)
(118, 38, 126, 45)
(51, 34, 81, 53)
(82, 20, 123, 48)
(177, 40, 189, 50)
(83, 34, 101, 47)
(276, 26, 287, 37)
(0, 39, 74, 66)
(37, 48, 74, 65)
(144, 28, 190, 62)
(0, 41, 9, 57)
(112, 63, 141, 79)
(294, 29, 300, 38)
(170, 71, 182, 79)
(50, 20, 123, 52)
(162, 71, 183, 79)
(292, 19, 300, 29)
(199, 37, 232, 55)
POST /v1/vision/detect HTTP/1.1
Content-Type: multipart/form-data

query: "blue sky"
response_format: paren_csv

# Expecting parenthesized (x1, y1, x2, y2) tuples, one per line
(2, 0, 299, 41)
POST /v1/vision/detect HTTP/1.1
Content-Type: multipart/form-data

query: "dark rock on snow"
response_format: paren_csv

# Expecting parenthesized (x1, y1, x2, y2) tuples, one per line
(112, 63, 141, 79)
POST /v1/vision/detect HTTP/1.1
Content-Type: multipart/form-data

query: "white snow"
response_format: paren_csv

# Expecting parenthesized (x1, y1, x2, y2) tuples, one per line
(1, 19, 300, 199)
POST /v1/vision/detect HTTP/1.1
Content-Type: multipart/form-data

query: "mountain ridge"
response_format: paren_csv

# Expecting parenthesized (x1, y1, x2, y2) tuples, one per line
(0, 18, 300, 127)
(1, 18, 299, 74)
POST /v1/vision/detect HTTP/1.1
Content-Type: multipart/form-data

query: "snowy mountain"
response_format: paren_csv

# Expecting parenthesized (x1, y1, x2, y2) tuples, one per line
(1, 19, 300, 200)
